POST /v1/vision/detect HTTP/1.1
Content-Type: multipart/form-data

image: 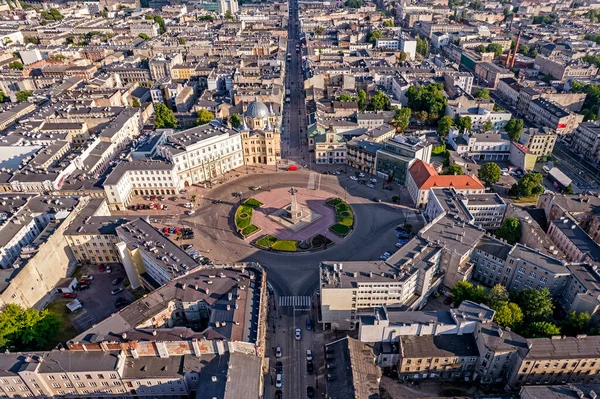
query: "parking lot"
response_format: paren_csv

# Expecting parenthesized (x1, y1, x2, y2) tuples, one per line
(52, 263, 135, 333)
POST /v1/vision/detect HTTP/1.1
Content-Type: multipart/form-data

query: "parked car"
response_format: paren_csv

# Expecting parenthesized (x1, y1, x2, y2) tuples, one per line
(276, 347, 282, 358)
(275, 390, 283, 399)
(112, 278, 122, 285)
(306, 360, 314, 374)
(115, 297, 129, 308)
(295, 328, 301, 341)
(98, 264, 105, 272)
(350, 176, 358, 181)
(78, 284, 90, 291)
(111, 287, 123, 295)
(371, 198, 381, 202)
(370, 178, 377, 183)
(306, 317, 312, 331)
(212, 199, 222, 204)
(367, 183, 375, 189)
(306, 350, 312, 361)
(106, 266, 112, 273)
(251, 186, 261, 191)
(359, 172, 365, 177)
(276, 374, 283, 388)
(183, 244, 193, 250)
(81, 275, 94, 281)
(63, 293, 77, 299)
(186, 210, 195, 215)
(384, 186, 393, 190)
(307, 386, 315, 398)
(276, 361, 283, 374)
(183, 202, 193, 208)
(79, 279, 91, 285)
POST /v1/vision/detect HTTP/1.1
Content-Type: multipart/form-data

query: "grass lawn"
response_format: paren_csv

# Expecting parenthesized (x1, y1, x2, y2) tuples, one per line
(256, 235, 277, 248)
(329, 223, 351, 237)
(45, 301, 79, 349)
(271, 240, 298, 252)
(244, 198, 263, 208)
(71, 267, 83, 279)
(241, 224, 260, 237)
(334, 202, 354, 227)
(511, 196, 539, 203)
(235, 204, 254, 230)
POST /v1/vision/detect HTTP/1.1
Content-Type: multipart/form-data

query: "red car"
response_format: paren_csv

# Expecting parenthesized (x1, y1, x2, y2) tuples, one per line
(288, 165, 298, 171)
(162, 227, 169, 234)
(98, 264, 105, 272)
(79, 279, 91, 285)
(63, 293, 77, 299)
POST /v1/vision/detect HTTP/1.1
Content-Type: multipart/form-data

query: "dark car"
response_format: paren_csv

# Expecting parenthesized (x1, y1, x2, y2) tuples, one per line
(276, 361, 283, 374)
(275, 390, 283, 399)
(115, 297, 129, 308)
(306, 361, 314, 374)
(78, 284, 90, 291)
(371, 198, 381, 202)
(307, 386, 315, 398)
(79, 279, 91, 285)
(112, 278, 122, 285)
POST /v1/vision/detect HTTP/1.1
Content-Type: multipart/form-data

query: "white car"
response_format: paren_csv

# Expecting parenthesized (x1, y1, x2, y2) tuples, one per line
(276, 347, 282, 358)
(350, 176, 358, 181)
(306, 350, 312, 361)
(359, 173, 365, 177)
(186, 210, 195, 215)
(295, 328, 301, 341)
(367, 183, 375, 189)
(276, 374, 283, 388)
(370, 178, 377, 183)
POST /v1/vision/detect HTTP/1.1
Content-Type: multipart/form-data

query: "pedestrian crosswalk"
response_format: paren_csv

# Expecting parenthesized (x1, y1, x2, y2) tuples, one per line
(278, 295, 311, 308)
(307, 172, 316, 190)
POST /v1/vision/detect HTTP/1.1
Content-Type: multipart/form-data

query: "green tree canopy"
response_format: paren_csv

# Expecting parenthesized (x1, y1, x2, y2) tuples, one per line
(416, 35, 429, 57)
(357, 89, 367, 110)
(443, 163, 463, 175)
(486, 43, 503, 57)
(224, 10, 234, 20)
(406, 83, 447, 121)
(229, 113, 242, 128)
(178, 37, 186, 45)
(565, 184, 574, 194)
(138, 33, 150, 40)
(495, 217, 521, 244)
(478, 162, 501, 186)
(314, 25, 324, 36)
(345, 0, 363, 7)
(456, 115, 472, 133)
(336, 94, 356, 102)
(154, 103, 177, 129)
(493, 301, 524, 330)
(15, 90, 32, 103)
(451, 281, 486, 305)
(482, 119, 494, 132)
(514, 288, 554, 321)
(473, 89, 490, 99)
(562, 311, 591, 336)
(369, 90, 390, 111)
(505, 118, 524, 141)
(131, 98, 141, 108)
(485, 284, 510, 309)
(383, 20, 394, 27)
(392, 107, 411, 132)
(8, 61, 23, 70)
(367, 30, 383, 45)
(0, 304, 61, 350)
(40, 7, 64, 21)
(437, 115, 454, 138)
(527, 321, 561, 338)
(196, 109, 215, 125)
(516, 171, 544, 198)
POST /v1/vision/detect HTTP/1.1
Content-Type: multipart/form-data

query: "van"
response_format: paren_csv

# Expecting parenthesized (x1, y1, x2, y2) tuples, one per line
(66, 299, 83, 313)
(306, 317, 312, 331)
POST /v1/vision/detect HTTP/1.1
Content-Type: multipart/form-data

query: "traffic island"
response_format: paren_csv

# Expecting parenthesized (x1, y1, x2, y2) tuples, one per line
(326, 197, 354, 237)
(234, 198, 263, 239)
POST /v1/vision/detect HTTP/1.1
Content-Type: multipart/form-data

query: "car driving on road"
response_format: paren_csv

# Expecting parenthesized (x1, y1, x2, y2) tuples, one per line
(295, 328, 301, 341)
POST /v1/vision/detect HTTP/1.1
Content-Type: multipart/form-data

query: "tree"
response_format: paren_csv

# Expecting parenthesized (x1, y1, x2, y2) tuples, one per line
(198, 15, 214, 21)
(40, 7, 64, 21)
(473, 89, 490, 99)
(0, 304, 61, 350)
(336, 94, 355, 102)
(406, 83, 447, 122)
(495, 217, 521, 244)
(516, 171, 544, 197)
(15, 90, 32, 103)
(570, 80, 585, 93)
(515, 288, 554, 321)
(138, 33, 150, 40)
(437, 115, 454, 138)
(178, 37, 186, 45)
(451, 281, 474, 305)
(564, 184, 574, 194)
(397, 51, 408, 62)
(456, 115, 472, 133)
(131, 98, 141, 108)
(224, 10, 234, 19)
(518, 44, 529, 55)
(475, 44, 486, 53)
(478, 162, 501, 186)
(482, 120, 494, 132)
(0, 89, 5, 103)
(230, 113, 242, 128)
(146, 14, 166, 33)
(100, 10, 108, 17)
(383, 20, 394, 27)
(486, 43, 503, 58)
(369, 90, 390, 111)
(414, 110, 428, 123)
(493, 302, 523, 329)
(505, 118, 524, 141)
(562, 311, 591, 336)
(527, 321, 561, 338)
(154, 103, 177, 129)
(357, 90, 367, 110)
(485, 285, 510, 309)
(367, 30, 382, 45)
(416, 35, 429, 57)
(392, 107, 411, 131)
(345, 0, 363, 8)
(8, 61, 23, 70)
(196, 109, 215, 125)
(314, 25, 324, 36)
(443, 163, 463, 175)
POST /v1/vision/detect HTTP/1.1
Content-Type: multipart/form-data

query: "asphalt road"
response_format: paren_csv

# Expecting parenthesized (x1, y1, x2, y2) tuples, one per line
(553, 142, 599, 190)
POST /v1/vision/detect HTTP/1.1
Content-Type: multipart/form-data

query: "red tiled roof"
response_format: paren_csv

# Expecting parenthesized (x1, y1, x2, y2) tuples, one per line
(409, 160, 485, 190)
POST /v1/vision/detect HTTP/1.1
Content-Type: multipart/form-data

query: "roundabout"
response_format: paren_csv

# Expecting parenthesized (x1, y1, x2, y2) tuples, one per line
(165, 169, 422, 297)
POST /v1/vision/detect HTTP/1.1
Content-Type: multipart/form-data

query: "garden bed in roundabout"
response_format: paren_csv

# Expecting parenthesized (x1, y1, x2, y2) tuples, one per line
(254, 233, 334, 252)
(234, 198, 264, 238)
(326, 197, 354, 237)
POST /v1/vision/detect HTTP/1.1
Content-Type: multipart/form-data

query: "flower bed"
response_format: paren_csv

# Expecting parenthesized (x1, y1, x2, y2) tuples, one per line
(244, 198, 263, 208)
(235, 204, 254, 230)
(271, 240, 298, 252)
(329, 223, 352, 237)
(241, 224, 260, 237)
(256, 235, 277, 248)
(326, 197, 354, 234)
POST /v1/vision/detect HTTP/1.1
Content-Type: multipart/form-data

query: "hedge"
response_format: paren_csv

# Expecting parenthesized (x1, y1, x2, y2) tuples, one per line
(241, 224, 260, 237)
(329, 223, 351, 237)
(326, 197, 343, 207)
(235, 204, 254, 230)
(256, 235, 277, 248)
(244, 198, 263, 208)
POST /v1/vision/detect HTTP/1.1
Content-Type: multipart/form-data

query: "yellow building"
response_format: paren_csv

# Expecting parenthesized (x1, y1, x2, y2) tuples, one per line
(239, 99, 281, 165)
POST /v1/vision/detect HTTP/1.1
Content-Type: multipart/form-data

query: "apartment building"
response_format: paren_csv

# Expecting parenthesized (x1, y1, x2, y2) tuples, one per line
(346, 138, 383, 175)
(571, 122, 600, 165)
(473, 62, 514, 88)
(519, 127, 557, 158)
(560, 263, 600, 316)
(526, 98, 584, 135)
(446, 128, 511, 161)
(446, 104, 511, 132)
(356, 112, 395, 130)
(547, 216, 600, 264)
(149, 54, 184, 81)
(103, 160, 179, 211)
(407, 161, 486, 208)
(320, 236, 444, 330)
(426, 188, 506, 229)
(158, 121, 243, 186)
(443, 71, 474, 96)
(130, 22, 160, 38)
(376, 135, 432, 185)
(534, 55, 599, 81)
